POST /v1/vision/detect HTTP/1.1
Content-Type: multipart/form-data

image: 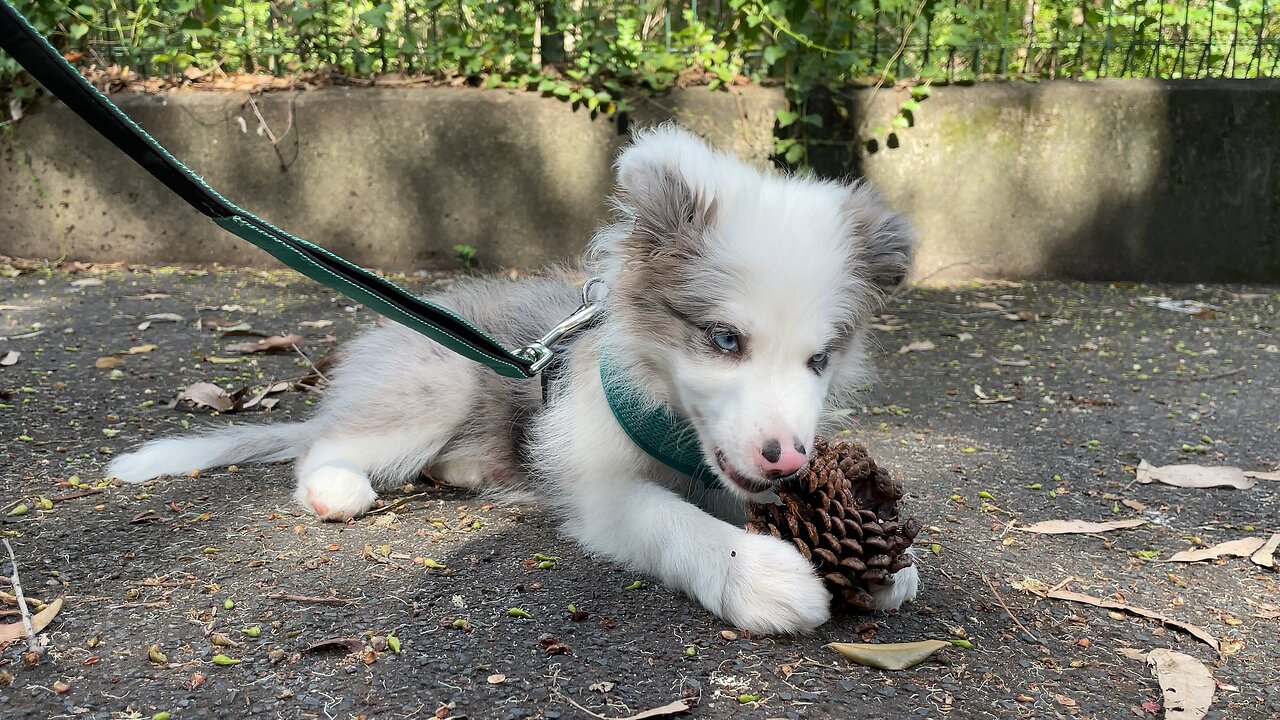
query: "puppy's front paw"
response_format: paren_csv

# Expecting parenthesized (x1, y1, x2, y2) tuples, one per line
(869, 563, 920, 611)
(720, 533, 831, 634)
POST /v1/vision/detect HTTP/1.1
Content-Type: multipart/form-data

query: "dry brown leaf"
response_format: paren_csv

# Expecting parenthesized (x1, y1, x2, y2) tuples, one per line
(1122, 499, 1148, 512)
(145, 313, 185, 323)
(1244, 470, 1280, 482)
(0, 596, 63, 642)
(995, 358, 1031, 367)
(974, 301, 1006, 311)
(1249, 533, 1280, 568)
(241, 381, 291, 410)
(972, 384, 1015, 404)
(1116, 647, 1148, 662)
(897, 340, 935, 354)
(1165, 537, 1266, 563)
(302, 637, 364, 656)
(226, 334, 305, 354)
(128, 344, 158, 354)
(0, 351, 17, 367)
(487, 673, 506, 684)
(613, 700, 691, 719)
(94, 356, 121, 369)
(1246, 599, 1280, 619)
(198, 317, 251, 332)
(171, 383, 238, 413)
(827, 640, 951, 670)
(69, 278, 103, 288)
(1136, 460, 1255, 490)
(1047, 589, 1218, 650)
(1148, 649, 1214, 720)
(124, 292, 170, 300)
(1016, 518, 1147, 535)
(1231, 292, 1271, 302)
(300, 320, 334, 329)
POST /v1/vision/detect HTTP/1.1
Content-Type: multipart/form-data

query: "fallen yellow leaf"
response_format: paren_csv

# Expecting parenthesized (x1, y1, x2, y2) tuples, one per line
(0, 596, 63, 642)
(826, 640, 952, 670)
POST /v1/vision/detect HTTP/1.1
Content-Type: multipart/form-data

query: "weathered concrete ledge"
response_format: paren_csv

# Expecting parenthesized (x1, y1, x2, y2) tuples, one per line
(2, 80, 1278, 281)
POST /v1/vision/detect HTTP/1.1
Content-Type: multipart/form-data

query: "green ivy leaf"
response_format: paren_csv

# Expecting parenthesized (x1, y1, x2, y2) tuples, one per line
(763, 45, 788, 66)
(358, 3, 392, 30)
(775, 109, 799, 127)
(69, 23, 89, 40)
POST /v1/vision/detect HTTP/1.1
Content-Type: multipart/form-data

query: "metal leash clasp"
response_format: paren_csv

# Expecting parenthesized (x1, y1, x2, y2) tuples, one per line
(515, 277, 606, 375)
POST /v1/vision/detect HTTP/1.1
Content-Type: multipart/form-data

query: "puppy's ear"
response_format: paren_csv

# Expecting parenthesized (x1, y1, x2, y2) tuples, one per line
(615, 125, 717, 244)
(845, 183, 914, 289)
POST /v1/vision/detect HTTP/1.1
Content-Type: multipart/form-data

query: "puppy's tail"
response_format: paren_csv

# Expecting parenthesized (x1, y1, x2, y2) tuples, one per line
(107, 422, 309, 483)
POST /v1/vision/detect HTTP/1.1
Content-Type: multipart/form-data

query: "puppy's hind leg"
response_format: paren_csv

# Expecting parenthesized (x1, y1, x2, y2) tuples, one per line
(295, 430, 454, 521)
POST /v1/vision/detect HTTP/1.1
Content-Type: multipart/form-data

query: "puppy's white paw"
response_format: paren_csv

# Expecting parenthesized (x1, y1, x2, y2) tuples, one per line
(869, 563, 920, 611)
(720, 533, 831, 634)
(295, 465, 378, 521)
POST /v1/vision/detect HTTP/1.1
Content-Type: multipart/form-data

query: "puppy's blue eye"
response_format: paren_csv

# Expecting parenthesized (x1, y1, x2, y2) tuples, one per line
(710, 329, 740, 354)
(808, 352, 829, 371)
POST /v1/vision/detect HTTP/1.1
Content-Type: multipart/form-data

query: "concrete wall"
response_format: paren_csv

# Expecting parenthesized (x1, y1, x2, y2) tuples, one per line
(0, 86, 783, 270)
(847, 79, 1280, 282)
(2, 80, 1278, 281)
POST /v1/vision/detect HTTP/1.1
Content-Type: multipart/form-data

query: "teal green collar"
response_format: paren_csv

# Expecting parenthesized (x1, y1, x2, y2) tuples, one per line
(599, 356, 717, 487)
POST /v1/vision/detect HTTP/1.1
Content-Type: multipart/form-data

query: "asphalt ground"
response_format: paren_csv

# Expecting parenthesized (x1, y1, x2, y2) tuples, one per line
(0, 261, 1277, 719)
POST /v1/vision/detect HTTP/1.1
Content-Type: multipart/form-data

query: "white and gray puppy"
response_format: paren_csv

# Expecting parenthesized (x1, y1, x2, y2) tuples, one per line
(109, 124, 918, 634)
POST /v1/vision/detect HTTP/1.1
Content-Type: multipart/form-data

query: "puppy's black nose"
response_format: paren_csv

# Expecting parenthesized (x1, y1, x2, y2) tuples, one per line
(761, 439, 782, 463)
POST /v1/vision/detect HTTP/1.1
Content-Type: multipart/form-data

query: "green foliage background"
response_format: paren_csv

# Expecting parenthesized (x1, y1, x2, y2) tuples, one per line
(3, 0, 1277, 160)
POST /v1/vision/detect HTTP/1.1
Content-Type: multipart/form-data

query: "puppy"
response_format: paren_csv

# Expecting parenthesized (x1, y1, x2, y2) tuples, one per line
(109, 124, 918, 634)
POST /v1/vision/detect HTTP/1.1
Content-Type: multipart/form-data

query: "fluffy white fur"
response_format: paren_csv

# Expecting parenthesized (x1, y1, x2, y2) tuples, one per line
(108, 124, 919, 633)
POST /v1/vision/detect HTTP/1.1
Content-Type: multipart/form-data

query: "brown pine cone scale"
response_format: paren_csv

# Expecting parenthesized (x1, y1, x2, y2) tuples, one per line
(746, 438, 921, 613)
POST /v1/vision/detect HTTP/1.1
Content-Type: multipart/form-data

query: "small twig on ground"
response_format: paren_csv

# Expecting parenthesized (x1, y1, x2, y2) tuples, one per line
(2, 539, 40, 655)
(1179, 367, 1245, 382)
(980, 571, 1042, 645)
(49, 489, 103, 502)
(927, 540, 1044, 645)
(291, 343, 329, 384)
(266, 593, 357, 605)
(557, 692, 610, 720)
(364, 492, 433, 515)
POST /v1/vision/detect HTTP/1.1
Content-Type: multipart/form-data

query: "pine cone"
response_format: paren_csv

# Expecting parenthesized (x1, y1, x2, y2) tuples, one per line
(746, 438, 921, 612)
